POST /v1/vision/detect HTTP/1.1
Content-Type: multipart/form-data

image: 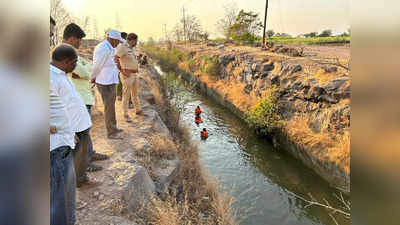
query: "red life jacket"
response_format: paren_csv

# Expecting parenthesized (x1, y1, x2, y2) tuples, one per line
(195, 108, 202, 115)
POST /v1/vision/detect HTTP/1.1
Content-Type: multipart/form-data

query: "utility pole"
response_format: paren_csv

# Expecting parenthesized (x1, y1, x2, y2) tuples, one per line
(163, 24, 168, 42)
(262, 0, 269, 47)
(182, 7, 186, 42)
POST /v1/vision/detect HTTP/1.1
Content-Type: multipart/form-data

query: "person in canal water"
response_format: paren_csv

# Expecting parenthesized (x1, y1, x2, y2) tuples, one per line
(195, 115, 203, 125)
(195, 105, 202, 116)
(201, 128, 209, 140)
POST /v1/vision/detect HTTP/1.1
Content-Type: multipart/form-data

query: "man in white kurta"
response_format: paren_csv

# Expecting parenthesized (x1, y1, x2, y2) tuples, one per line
(90, 30, 124, 139)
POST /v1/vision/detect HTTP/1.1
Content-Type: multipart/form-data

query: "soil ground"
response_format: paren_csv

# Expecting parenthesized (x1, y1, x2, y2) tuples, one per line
(75, 88, 153, 225)
(174, 42, 350, 72)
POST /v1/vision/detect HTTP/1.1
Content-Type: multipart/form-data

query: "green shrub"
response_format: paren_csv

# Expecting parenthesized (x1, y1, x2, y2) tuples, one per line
(268, 36, 350, 45)
(201, 55, 220, 77)
(245, 86, 282, 135)
(231, 32, 259, 44)
(185, 58, 197, 72)
(143, 46, 188, 72)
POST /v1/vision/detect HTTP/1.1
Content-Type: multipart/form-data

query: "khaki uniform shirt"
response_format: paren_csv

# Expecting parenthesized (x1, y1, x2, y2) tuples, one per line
(115, 42, 138, 70)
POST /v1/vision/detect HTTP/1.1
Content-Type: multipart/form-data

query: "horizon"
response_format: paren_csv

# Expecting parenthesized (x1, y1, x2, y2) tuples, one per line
(60, 0, 350, 41)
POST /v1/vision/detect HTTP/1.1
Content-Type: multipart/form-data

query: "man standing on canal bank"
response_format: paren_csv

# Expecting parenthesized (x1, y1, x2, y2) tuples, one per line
(114, 32, 143, 123)
(90, 29, 124, 139)
(50, 44, 83, 225)
(63, 23, 109, 173)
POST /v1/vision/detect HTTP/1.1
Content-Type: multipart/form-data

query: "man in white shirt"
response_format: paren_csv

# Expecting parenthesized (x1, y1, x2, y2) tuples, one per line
(90, 30, 124, 139)
(49, 45, 79, 225)
(51, 44, 92, 188)
(62, 23, 109, 173)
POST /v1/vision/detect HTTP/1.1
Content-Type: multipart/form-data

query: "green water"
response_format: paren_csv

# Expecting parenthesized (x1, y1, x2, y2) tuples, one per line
(155, 66, 349, 225)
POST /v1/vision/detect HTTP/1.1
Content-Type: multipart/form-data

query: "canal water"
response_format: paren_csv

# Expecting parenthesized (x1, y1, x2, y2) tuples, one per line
(155, 66, 349, 225)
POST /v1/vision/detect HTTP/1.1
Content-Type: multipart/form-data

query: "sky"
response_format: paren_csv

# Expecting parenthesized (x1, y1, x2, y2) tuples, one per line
(61, 0, 350, 40)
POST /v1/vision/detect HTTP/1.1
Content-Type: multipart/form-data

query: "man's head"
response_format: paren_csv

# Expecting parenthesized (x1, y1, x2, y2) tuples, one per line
(127, 33, 138, 48)
(203, 128, 206, 131)
(50, 17, 56, 37)
(51, 44, 78, 73)
(121, 32, 128, 40)
(107, 30, 123, 48)
(63, 23, 86, 49)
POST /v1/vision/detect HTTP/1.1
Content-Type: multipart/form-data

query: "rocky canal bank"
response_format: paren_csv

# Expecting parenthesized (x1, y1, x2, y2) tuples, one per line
(144, 43, 350, 193)
(75, 49, 235, 225)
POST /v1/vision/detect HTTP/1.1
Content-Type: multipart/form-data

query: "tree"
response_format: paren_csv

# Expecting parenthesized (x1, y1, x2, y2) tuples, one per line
(304, 32, 318, 38)
(146, 37, 156, 46)
(184, 15, 202, 41)
(176, 13, 207, 42)
(216, 1, 239, 39)
(50, 0, 73, 44)
(172, 23, 184, 42)
(266, 29, 275, 38)
(80, 16, 91, 38)
(318, 29, 332, 37)
(228, 10, 263, 44)
(280, 33, 291, 37)
(274, 32, 291, 38)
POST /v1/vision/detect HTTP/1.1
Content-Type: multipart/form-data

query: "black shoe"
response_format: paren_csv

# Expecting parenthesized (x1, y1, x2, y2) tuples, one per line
(115, 128, 123, 133)
(76, 174, 89, 188)
(108, 133, 123, 140)
(87, 163, 103, 172)
(91, 152, 109, 161)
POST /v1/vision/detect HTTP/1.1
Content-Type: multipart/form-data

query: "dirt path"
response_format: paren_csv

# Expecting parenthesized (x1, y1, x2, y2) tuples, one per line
(75, 76, 156, 225)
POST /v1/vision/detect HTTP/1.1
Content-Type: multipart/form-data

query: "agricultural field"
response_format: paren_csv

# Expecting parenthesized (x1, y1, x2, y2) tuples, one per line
(267, 36, 350, 45)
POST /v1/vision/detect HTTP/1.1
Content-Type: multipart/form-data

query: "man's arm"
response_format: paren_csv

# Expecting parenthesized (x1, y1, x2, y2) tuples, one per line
(114, 55, 122, 72)
(72, 58, 91, 80)
(90, 47, 108, 81)
(114, 45, 130, 76)
(50, 126, 57, 134)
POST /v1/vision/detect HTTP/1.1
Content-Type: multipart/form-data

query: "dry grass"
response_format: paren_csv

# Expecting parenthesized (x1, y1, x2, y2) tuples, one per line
(141, 72, 166, 110)
(147, 134, 178, 159)
(285, 112, 350, 172)
(144, 197, 180, 225)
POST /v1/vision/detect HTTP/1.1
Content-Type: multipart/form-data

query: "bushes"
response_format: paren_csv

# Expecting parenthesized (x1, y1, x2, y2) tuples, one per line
(268, 36, 350, 45)
(230, 32, 259, 44)
(143, 45, 221, 78)
(185, 58, 197, 72)
(245, 86, 282, 135)
(201, 55, 220, 77)
(143, 45, 188, 72)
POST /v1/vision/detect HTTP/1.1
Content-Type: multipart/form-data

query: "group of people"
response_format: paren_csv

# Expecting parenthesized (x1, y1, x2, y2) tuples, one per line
(195, 106, 209, 140)
(49, 17, 144, 225)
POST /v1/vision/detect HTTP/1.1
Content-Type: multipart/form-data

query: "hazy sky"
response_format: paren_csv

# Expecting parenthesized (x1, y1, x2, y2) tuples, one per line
(61, 0, 349, 40)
